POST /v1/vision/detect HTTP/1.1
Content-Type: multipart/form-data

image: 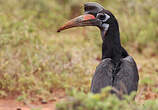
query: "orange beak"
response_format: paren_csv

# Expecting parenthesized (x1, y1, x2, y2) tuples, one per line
(57, 14, 96, 32)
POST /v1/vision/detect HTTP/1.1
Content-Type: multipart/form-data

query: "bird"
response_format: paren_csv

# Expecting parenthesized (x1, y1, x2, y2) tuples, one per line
(57, 2, 139, 97)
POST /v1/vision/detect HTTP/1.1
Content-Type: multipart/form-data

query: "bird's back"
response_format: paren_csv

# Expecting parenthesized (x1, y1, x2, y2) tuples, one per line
(91, 56, 139, 96)
(90, 58, 114, 93)
(113, 56, 139, 94)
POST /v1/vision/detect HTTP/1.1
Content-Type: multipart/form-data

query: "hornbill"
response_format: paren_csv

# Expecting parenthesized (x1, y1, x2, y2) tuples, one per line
(57, 2, 139, 97)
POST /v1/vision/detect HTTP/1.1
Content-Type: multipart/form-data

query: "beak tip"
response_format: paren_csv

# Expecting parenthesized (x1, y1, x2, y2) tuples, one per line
(57, 28, 61, 32)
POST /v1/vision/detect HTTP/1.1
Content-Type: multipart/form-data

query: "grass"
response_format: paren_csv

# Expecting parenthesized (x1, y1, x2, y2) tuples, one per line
(56, 88, 158, 110)
(0, 0, 158, 109)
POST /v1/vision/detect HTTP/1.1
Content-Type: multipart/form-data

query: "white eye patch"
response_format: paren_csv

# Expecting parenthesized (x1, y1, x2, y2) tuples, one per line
(102, 14, 110, 22)
(96, 13, 110, 22)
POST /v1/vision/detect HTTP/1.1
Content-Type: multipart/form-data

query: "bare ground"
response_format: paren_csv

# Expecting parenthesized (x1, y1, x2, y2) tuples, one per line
(0, 99, 56, 110)
(0, 89, 66, 110)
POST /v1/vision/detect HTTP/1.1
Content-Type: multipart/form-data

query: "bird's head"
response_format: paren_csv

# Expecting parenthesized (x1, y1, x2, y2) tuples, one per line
(57, 2, 123, 61)
(57, 2, 119, 40)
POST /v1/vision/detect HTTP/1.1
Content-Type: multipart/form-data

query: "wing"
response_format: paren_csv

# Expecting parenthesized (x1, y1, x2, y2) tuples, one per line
(90, 58, 114, 93)
(113, 56, 139, 95)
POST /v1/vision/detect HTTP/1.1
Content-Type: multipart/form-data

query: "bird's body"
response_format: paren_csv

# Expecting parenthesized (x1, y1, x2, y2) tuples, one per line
(57, 2, 139, 97)
(91, 56, 139, 95)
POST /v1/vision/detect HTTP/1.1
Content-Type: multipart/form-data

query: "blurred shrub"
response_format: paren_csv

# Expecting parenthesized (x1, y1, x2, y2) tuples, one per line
(56, 87, 158, 110)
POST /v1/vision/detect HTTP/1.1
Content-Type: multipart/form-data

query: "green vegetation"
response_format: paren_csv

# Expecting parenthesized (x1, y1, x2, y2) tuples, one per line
(57, 88, 158, 110)
(0, 0, 158, 109)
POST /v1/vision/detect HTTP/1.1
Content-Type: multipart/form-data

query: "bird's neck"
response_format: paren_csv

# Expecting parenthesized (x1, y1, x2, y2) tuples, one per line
(101, 24, 122, 63)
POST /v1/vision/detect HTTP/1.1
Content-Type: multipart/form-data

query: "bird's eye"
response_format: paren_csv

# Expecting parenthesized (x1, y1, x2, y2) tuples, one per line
(97, 13, 106, 20)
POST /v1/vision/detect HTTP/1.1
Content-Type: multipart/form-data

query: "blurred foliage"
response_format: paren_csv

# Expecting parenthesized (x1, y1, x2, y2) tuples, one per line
(0, 0, 158, 105)
(57, 88, 158, 110)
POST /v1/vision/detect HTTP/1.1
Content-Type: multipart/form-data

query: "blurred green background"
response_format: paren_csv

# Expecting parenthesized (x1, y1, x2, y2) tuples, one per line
(0, 0, 158, 108)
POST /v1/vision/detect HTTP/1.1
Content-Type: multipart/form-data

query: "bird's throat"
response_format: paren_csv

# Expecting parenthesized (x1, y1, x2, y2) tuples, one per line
(101, 26, 122, 62)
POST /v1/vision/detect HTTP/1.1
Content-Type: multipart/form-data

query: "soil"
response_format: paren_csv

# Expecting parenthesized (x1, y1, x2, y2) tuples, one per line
(0, 89, 66, 110)
(0, 99, 56, 110)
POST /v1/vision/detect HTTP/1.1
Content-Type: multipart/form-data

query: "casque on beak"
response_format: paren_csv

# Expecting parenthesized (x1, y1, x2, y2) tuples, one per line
(57, 14, 97, 32)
